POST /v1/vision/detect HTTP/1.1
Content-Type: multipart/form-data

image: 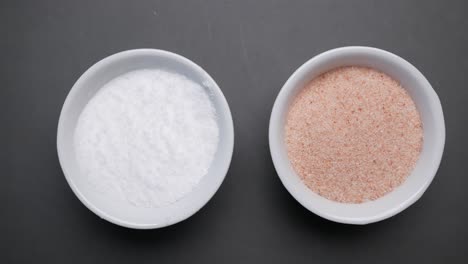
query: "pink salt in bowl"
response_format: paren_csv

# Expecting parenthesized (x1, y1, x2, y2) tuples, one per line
(269, 46, 445, 225)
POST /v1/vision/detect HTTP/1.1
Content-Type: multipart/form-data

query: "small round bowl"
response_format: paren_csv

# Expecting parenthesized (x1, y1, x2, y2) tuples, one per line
(57, 49, 234, 229)
(269, 46, 445, 224)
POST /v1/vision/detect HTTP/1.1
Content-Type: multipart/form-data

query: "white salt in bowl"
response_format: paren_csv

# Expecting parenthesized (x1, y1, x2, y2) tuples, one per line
(269, 46, 445, 224)
(57, 49, 234, 229)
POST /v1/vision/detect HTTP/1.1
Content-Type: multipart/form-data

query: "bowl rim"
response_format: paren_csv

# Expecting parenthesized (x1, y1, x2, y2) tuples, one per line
(269, 46, 445, 224)
(57, 49, 234, 229)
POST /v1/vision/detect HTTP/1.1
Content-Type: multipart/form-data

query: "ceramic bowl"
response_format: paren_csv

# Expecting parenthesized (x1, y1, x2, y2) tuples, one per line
(269, 46, 445, 224)
(57, 49, 234, 229)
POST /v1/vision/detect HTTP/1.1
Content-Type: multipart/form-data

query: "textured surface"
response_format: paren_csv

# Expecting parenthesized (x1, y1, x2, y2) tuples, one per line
(75, 69, 219, 207)
(2, 0, 468, 263)
(286, 67, 422, 203)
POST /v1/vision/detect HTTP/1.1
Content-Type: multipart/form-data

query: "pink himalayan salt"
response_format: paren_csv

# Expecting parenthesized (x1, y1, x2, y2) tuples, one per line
(285, 66, 423, 203)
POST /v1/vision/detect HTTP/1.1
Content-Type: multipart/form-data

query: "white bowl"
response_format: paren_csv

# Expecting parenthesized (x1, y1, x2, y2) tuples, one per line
(269, 46, 445, 224)
(57, 49, 234, 229)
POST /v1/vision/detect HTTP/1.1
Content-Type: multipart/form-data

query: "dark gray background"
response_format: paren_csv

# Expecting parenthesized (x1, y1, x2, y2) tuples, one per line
(2, 0, 467, 263)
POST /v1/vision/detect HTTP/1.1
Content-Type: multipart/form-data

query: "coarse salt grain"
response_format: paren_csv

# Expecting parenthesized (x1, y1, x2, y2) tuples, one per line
(285, 66, 423, 203)
(74, 69, 219, 208)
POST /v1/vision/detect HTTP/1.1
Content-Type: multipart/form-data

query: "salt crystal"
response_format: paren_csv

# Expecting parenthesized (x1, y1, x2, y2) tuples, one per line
(285, 66, 423, 203)
(74, 69, 219, 207)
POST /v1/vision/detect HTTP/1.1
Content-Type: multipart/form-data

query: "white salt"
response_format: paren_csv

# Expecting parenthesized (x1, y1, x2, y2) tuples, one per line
(74, 69, 219, 207)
